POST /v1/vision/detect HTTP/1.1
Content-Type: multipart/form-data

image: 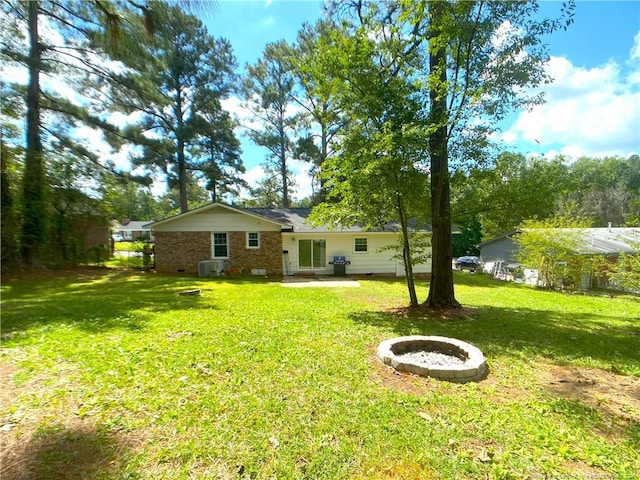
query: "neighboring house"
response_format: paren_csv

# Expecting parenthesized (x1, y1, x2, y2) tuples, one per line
(113, 218, 154, 242)
(476, 230, 520, 276)
(478, 227, 640, 289)
(146, 203, 433, 276)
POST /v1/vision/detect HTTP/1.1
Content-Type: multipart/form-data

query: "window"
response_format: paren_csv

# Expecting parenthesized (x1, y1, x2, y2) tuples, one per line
(246, 232, 260, 249)
(298, 239, 326, 269)
(354, 237, 368, 252)
(212, 233, 228, 258)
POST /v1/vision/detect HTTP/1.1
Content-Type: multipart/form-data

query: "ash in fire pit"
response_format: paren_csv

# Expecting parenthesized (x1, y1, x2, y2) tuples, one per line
(397, 350, 466, 367)
(377, 335, 487, 383)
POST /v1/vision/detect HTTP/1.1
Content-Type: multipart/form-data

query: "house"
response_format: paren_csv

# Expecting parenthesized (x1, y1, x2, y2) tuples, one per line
(146, 203, 433, 276)
(478, 227, 640, 289)
(113, 217, 154, 242)
(476, 230, 520, 276)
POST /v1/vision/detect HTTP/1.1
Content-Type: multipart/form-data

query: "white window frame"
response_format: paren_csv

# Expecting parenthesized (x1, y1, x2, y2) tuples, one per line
(212, 232, 229, 258)
(246, 232, 260, 249)
(354, 237, 368, 253)
(298, 238, 326, 269)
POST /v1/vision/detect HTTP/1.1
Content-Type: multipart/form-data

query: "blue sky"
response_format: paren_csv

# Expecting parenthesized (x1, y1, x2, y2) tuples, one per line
(6, 1, 636, 200)
(199, 0, 640, 200)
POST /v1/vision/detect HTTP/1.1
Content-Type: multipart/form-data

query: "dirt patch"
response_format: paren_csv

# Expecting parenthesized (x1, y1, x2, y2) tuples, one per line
(371, 351, 640, 430)
(536, 363, 640, 427)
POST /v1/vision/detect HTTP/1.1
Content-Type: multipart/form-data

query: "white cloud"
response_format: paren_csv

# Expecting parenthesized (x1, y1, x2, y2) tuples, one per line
(221, 96, 263, 134)
(503, 52, 640, 158)
(631, 31, 640, 60)
(106, 110, 144, 127)
(263, 16, 276, 27)
(240, 160, 314, 202)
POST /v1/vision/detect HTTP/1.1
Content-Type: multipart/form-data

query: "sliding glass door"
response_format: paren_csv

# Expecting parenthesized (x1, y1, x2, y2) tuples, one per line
(298, 239, 326, 269)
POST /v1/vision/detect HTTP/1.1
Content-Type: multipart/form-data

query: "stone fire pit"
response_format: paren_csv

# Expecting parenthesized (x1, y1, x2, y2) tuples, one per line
(377, 335, 487, 383)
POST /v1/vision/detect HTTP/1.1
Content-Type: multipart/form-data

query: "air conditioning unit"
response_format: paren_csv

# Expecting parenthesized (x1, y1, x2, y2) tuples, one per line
(198, 260, 220, 277)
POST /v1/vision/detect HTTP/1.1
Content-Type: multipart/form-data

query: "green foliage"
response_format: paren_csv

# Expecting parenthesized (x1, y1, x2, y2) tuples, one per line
(1, 117, 22, 266)
(117, 4, 239, 212)
(288, 20, 345, 203)
(557, 155, 640, 226)
(452, 217, 482, 257)
(242, 41, 300, 207)
(100, 178, 164, 222)
(1, 0, 155, 265)
(453, 153, 572, 240)
(590, 246, 640, 293)
(514, 217, 593, 288)
(613, 252, 640, 292)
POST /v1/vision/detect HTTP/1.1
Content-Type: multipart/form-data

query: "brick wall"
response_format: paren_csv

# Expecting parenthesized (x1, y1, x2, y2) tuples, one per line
(155, 230, 283, 275)
(154, 231, 211, 273)
(228, 231, 283, 275)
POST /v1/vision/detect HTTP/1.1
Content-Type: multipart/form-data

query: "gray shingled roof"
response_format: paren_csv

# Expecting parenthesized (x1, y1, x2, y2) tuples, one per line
(244, 208, 432, 233)
(146, 203, 434, 233)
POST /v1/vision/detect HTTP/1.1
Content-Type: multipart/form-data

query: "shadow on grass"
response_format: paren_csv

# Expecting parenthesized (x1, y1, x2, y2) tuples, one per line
(0, 425, 131, 480)
(350, 304, 640, 375)
(1, 269, 220, 338)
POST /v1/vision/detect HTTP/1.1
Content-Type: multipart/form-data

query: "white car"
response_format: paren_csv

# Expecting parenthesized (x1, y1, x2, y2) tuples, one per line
(112, 233, 124, 242)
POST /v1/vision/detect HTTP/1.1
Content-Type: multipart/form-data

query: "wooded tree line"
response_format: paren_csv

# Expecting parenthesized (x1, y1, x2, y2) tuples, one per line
(2, 0, 243, 267)
(5, 0, 634, 308)
(451, 152, 640, 256)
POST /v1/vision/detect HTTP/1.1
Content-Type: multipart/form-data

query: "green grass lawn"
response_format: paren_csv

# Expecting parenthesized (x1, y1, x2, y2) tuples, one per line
(1, 270, 638, 479)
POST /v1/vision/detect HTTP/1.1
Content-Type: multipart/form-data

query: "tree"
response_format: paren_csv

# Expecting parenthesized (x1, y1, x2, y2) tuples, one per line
(452, 153, 571, 239)
(1, 82, 23, 268)
(514, 217, 593, 289)
(1, 0, 152, 265)
(118, 4, 238, 213)
(157, 176, 210, 216)
(303, 12, 431, 306)
(558, 155, 640, 226)
(20, 0, 46, 266)
(288, 20, 345, 203)
(100, 177, 164, 222)
(242, 41, 300, 208)
(425, 0, 575, 307)
(46, 154, 110, 265)
(242, 173, 286, 208)
(318, 0, 573, 308)
(190, 106, 246, 203)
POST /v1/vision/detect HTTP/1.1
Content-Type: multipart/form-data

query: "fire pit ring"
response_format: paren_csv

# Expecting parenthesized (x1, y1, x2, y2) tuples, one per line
(377, 335, 487, 383)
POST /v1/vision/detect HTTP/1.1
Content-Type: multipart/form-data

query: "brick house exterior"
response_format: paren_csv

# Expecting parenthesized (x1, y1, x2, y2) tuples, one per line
(147, 203, 433, 277)
(228, 231, 283, 275)
(154, 231, 211, 274)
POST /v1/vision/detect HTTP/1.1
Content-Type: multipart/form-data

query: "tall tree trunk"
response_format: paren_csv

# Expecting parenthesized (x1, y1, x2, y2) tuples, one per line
(1, 140, 16, 265)
(278, 114, 289, 208)
(425, 1, 461, 309)
(318, 104, 329, 202)
(397, 194, 418, 307)
(178, 141, 188, 213)
(280, 144, 289, 207)
(21, 0, 46, 266)
(176, 91, 188, 213)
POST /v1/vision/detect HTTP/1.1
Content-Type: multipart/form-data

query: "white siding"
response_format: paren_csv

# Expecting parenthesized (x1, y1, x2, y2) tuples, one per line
(153, 209, 282, 233)
(282, 232, 431, 276)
